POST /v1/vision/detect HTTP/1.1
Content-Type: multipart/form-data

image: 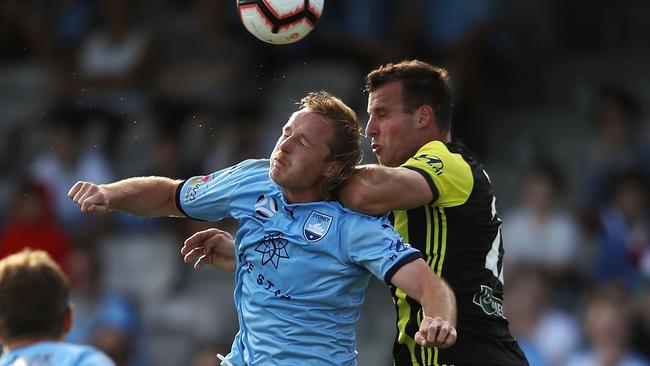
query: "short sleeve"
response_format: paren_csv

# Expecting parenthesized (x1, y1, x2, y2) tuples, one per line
(77, 350, 116, 366)
(176, 159, 260, 221)
(401, 140, 473, 208)
(345, 215, 422, 284)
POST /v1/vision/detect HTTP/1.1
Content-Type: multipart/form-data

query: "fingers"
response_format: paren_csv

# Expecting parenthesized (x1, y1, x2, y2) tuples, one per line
(194, 254, 209, 270)
(68, 181, 108, 215)
(414, 316, 457, 349)
(181, 229, 213, 255)
(181, 228, 233, 255)
(67, 181, 84, 199)
(183, 247, 204, 264)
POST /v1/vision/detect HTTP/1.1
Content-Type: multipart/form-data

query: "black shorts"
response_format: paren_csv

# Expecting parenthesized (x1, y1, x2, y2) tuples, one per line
(393, 333, 529, 366)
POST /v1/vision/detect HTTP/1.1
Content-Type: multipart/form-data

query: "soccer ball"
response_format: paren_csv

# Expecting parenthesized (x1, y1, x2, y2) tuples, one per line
(237, 0, 324, 45)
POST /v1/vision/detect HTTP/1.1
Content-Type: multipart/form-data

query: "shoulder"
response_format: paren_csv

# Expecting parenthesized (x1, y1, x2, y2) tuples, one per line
(75, 345, 115, 365)
(334, 203, 394, 233)
(55, 343, 115, 366)
(1, 343, 115, 366)
(225, 158, 270, 177)
(403, 140, 475, 207)
(204, 159, 271, 186)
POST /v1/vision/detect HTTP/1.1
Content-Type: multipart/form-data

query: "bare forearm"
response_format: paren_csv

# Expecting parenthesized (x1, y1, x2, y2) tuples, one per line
(340, 165, 432, 215)
(391, 259, 457, 326)
(102, 177, 183, 217)
(419, 277, 456, 326)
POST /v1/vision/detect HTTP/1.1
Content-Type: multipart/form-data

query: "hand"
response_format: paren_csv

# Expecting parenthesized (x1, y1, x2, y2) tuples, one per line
(68, 181, 109, 214)
(181, 228, 236, 271)
(414, 316, 457, 349)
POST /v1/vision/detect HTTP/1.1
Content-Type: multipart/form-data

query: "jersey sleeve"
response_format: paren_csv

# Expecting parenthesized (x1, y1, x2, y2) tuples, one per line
(345, 215, 422, 284)
(401, 140, 473, 207)
(77, 349, 116, 366)
(175, 159, 258, 221)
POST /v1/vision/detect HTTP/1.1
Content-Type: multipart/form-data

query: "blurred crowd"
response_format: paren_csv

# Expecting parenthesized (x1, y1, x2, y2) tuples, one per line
(1, 0, 649, 365)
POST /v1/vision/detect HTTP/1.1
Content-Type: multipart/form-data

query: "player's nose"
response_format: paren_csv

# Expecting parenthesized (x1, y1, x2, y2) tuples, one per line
(365, 117, 378, 137)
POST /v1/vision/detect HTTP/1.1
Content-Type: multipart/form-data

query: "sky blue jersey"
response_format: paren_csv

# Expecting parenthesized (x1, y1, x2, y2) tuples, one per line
(0, 342, 115, 366)
(176, 159, 422, 366)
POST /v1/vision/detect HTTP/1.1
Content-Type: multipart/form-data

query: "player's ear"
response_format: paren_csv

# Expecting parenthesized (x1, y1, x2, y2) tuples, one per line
(324, 160, 342, 179)
(63, 304, 73, 335)
(415, 105, 434, 129)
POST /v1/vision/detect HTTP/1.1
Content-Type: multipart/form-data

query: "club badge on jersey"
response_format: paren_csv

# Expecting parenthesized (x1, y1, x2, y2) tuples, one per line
(303, 211, 332, 243)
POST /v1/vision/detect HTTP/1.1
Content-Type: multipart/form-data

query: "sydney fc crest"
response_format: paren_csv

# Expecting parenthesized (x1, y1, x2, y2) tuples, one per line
(303, 211, 333, 243)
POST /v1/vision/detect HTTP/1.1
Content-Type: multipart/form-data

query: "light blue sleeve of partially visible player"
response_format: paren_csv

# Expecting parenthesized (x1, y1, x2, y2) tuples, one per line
(176, 159, 259, 222)
(0, 342, 115, 366)
(343, 215, 422, 284)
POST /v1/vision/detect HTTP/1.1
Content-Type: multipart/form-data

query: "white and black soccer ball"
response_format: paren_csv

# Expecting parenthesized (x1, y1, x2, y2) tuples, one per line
(237, 0, 324, 45)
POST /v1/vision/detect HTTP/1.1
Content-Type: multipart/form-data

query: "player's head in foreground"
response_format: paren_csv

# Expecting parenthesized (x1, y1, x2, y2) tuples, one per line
(365, 59, 453, 167)
(0, 249, 71, 349)
(269, 91, 362, 202)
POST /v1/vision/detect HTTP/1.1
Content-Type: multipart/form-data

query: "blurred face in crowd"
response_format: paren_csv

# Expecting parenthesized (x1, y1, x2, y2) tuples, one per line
(366, 81, 443, 167)
(596, 95, 632, 148)
(523, 172, 555, 215)
(614, 178, 647, 222)
(270, 110, 340, 202)
(585, 299, 629, 351)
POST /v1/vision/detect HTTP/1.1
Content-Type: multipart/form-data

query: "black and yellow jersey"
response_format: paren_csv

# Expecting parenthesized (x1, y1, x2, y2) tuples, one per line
(391, 140, 528, 366)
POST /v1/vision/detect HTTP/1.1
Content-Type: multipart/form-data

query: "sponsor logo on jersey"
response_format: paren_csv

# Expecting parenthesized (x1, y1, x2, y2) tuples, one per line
(189, 174, 212, 184)
(253, 194, 279, 221)
(390, 239, 411, 253)
(255, 232, 289, 269)
(413, 154, 444, 175)
(303, 211, 332, 243)
(472, 285, 505, 318)
(185, 175, 212, 202)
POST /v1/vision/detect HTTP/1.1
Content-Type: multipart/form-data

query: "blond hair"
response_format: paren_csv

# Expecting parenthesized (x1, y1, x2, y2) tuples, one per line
(299, 91, 362, 200)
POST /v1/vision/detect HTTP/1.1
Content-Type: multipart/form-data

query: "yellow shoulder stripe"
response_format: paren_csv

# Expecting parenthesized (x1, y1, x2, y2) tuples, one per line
(402, 141, 473, 207)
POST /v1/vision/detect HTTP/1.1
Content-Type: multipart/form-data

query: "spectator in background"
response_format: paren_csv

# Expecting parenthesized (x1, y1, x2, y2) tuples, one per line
(65, 245, 145, 366)
(631, 289, 650, 361)
(0, 0, 53, 62)
(565, 285, 650, 366)
(154, 0, 257, 172)
(74, 0, 156, 109)
(30, 119, 114, 235)
(502, 160, 583, 278)
(155, 0, 254, 125)
(56, 0, 157, 157)
(0, 249, 114, 366)
(504, 265, 579, 366)
(0, 179, 71, 271)
(593, 171, 650, 290)
(584, 84, 650, 213)
(49, 0, 96, 51)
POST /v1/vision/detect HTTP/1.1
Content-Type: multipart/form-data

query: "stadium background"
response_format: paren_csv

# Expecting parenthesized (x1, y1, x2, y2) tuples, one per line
(1, 0, 649, 365)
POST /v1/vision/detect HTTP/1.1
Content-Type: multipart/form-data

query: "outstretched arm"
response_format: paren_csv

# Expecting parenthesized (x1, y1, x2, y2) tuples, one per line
(391, 258, 457, 348)
(68, 177, 184, 217)
(339, 165, 434, 216)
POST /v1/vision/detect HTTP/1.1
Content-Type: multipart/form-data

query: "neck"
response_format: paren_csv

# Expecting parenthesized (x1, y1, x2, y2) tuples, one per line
(404, 131, 452, 164)
(436, 130, 452, 144)
(282, 187, 325, 204)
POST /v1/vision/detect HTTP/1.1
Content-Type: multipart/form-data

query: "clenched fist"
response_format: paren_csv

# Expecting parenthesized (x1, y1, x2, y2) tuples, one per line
(414, 316, 457, 349)
(68, 181, 109, 214)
